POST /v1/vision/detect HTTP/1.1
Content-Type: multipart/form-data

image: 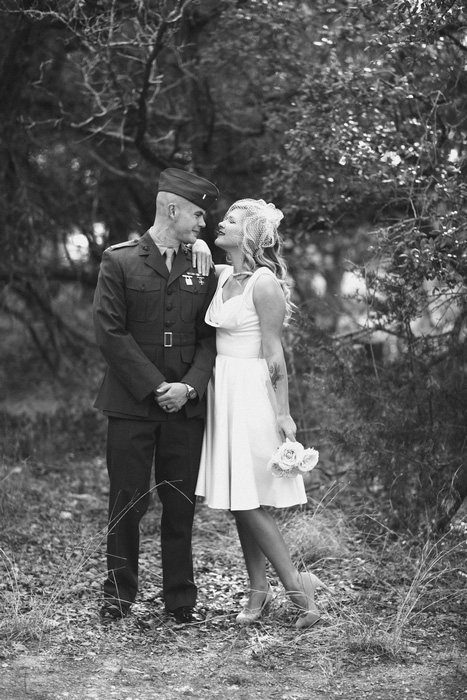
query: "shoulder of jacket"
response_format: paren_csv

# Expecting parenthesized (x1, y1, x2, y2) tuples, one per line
(106, 239, 140, 252)
(181, 243, 192, 259)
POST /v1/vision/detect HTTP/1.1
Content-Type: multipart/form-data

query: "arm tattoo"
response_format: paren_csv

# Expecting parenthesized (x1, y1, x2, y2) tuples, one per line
(269, 362, 284, 391)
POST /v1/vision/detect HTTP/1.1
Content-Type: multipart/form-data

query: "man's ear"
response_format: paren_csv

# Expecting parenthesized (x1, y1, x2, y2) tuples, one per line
(168, 203, 176, 219)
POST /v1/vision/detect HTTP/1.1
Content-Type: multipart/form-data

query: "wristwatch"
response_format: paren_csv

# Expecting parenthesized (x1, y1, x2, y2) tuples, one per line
(184, 383, 197, 400)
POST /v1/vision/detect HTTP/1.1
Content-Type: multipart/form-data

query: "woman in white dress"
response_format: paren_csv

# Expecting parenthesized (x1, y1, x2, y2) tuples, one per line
(195, 198, 324, 629)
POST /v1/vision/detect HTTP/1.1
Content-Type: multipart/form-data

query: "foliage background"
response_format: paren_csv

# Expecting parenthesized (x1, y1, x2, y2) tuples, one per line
(1, 0, 467, 532)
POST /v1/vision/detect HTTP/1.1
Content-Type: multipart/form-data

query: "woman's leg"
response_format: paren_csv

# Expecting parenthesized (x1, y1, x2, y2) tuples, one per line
(232, 507, 307, 608)
(232, 507, 323, 628)
(234, 515, 269, 611)
(232, 513, 275, 620)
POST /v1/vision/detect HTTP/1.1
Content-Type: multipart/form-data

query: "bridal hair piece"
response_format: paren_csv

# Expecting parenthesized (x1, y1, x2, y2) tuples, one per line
(226, 197, 295, 323)
(226, 198, 284, 253)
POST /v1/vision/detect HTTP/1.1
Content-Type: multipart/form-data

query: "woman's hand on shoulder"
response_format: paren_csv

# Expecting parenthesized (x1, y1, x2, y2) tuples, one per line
(191, 239, 212, 276)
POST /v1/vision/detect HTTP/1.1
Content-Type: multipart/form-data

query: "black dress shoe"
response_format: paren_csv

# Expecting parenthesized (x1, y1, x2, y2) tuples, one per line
(99, 601, 131, 623)
(169, 606, 203, 624)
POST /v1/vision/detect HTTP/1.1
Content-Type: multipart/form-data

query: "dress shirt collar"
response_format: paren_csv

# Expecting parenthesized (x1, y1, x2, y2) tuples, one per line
(157, 244, 179, 256)
(147, 227, 179, 256)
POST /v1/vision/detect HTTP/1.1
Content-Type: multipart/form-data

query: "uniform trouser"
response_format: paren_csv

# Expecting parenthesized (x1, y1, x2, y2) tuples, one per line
(103, 415, 204, 612)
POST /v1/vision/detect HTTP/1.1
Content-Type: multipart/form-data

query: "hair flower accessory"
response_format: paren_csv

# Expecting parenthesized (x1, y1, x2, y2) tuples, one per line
(263, 201, 284, 226)
(267, 439, 319, 479)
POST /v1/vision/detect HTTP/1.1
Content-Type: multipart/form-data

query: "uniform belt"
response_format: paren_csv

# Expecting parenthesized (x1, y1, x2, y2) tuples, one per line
(156, 331, 197, 348)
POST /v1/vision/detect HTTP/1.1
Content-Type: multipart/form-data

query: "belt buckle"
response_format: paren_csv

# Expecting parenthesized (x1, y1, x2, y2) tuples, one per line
(164, 332, 173, 348)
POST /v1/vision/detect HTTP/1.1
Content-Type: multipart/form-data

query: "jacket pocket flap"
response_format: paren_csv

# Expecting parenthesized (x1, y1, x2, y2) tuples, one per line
(126, 275, 161, 292)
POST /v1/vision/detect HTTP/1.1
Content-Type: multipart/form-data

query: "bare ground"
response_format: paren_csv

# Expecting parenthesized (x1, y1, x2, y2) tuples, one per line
(1, 458, 466, 700)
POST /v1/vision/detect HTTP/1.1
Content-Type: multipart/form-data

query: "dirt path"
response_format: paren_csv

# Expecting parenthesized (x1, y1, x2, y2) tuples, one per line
(1, 616, 466, 700)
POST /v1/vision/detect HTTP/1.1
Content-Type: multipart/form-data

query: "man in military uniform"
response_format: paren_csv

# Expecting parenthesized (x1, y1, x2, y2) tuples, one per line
(93, 168, 219, 624)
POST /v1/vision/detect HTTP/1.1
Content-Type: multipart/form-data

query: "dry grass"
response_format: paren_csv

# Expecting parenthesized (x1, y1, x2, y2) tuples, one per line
(0, 530, 107, 644)
(282, 507, 349, 565)
(0, 457, 465, 680)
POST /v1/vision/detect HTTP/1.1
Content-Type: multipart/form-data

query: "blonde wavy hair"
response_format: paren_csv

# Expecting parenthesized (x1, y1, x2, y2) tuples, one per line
(225, 198, 294, 322)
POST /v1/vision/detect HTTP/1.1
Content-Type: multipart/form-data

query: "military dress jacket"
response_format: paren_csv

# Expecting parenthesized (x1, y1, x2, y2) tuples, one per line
(93, 231, 217, 420)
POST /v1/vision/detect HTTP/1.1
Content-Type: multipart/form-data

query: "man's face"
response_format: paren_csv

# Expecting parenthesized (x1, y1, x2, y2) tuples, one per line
(172, 200, 206, 245)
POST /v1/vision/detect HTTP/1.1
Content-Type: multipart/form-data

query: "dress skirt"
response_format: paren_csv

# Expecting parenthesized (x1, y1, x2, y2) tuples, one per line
(196, 354, 308, 510)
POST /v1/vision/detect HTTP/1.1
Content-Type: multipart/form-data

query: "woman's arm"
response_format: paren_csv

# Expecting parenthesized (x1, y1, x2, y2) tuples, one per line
(253, 274, 297, 442)
(191, 238, 212, 276)
(191, 240, 228, 278)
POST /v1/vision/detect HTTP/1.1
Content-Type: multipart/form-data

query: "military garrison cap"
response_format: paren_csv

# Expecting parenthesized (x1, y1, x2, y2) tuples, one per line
(158, 168, 219, 210)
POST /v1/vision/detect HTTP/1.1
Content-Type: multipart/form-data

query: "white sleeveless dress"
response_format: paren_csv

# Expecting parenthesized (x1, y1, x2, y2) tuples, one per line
(195, 266, 308, 510)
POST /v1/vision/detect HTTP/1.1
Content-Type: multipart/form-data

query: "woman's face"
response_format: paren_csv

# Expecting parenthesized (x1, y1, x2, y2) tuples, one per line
(214, 207, 244, 250)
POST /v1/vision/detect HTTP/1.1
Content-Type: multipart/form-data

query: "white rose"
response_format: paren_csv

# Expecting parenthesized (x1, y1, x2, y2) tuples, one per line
(275, 440, 305, 471)
(298, 448, 319, 472)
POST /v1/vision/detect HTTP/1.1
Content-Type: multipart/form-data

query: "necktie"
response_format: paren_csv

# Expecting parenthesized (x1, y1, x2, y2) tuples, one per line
(164, 248, 174, 272)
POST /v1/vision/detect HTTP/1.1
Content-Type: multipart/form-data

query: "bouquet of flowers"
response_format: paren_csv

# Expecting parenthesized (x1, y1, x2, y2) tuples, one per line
(267, 439, 319, 479)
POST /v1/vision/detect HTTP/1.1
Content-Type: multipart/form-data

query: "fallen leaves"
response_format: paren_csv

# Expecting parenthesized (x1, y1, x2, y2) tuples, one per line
(0, 458, 466, 700)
